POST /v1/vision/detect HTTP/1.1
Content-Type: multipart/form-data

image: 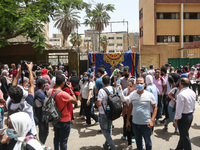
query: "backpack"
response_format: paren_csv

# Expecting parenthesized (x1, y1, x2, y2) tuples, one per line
(7, 99, 25, 117)
(21, 134, 52, 150)
(42, 90, 64, 124)
(101, 87, 122, 121)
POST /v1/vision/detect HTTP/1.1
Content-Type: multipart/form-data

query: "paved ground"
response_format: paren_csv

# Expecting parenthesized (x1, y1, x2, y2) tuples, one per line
(45, 101, 200, 150)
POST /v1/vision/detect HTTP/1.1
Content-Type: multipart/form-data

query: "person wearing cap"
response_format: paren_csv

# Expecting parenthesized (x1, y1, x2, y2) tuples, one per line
(34, 78, 49, 144)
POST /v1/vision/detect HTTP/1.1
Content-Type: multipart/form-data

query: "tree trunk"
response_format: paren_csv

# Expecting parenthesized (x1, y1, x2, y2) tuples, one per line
(98, 32, 100, 53)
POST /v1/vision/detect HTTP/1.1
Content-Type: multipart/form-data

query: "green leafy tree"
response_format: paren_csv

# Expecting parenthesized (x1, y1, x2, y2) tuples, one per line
(54, 6, 81, 47)
(0, 0, 87, 52)
(84, 3, 115, 52)
(70, 33, 82, 48)
(100, 35, 109, 53)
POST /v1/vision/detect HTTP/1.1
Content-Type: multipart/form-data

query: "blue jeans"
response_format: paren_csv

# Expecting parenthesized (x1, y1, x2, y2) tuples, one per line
(99, 114, 116, 150)
(166, 105, 178, 131)
(132, 123, 152, 150)
(54, 121, 71, 150)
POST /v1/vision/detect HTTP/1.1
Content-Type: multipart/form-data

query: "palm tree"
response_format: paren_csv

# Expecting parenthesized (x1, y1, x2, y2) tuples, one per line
(54, 7, 80, 47)
(70, 33, 83, 49)
(100, 35, 109, 53)
(84, 3, 115, 52)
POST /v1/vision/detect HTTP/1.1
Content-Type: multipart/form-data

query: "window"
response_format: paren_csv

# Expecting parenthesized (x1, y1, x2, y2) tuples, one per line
(157, 13, 180, 19)
(139, 9, 143, 20)
(109, 43, 114, 46)
(108, 37, 114, 40)
(117, 44, 123, 46)
(157, 36, 180, 42)
(184, 35, 200, 42)
(140, 27, 143, 37)
(184, 13, 200, 19)
(116, 37, 122, 40)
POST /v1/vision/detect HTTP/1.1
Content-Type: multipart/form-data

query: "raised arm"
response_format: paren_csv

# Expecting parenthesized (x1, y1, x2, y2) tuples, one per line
(12, 66, 22, 86)
(26, 62, 34, 95)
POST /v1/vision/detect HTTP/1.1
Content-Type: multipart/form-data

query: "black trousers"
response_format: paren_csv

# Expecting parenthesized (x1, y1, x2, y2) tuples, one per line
(123, 115, 134, 145)
(176, 113, 193, 150)
(163, 95, 170, 120)
(82, 98, 98, 124)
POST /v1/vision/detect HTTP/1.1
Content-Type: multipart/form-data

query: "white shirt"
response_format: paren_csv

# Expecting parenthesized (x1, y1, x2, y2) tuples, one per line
(175, 87, 196, 120)
(97, 86, 114, 114)
(120, 88, 132, 105)
(18, 85, 28, 100)
(50, 76, 56, 89)
(169, 87, 180, 108)
(79, 80, 94, 99)
(163, 75, 171, 95)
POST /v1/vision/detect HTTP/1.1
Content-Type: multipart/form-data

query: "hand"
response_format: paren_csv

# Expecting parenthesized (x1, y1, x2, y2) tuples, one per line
(173, 122, 177, 127)
(147, 120, 154, 128)
(87, 100, 90, 106)
(66, 82, 72, 89)
(18, 65, 22, 75)
(0, 134, 12, 144)
(26, 62, 33, 71)
(126, 121, 131, 129)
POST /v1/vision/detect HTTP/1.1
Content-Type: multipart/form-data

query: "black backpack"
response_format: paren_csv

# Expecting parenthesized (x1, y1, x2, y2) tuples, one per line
(42, 90, 65, 124)
(102, 87, 122, 121)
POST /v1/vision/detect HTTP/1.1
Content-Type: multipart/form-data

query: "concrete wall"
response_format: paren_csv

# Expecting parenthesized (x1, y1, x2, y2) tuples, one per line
(140, 44, 169, 69)
(139, 0, 155, 45)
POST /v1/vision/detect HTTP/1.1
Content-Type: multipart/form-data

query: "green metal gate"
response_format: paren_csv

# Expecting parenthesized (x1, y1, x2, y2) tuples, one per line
(168, 58, 200, 68)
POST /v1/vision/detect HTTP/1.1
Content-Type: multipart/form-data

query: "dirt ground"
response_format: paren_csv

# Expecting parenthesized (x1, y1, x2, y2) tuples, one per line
(45, 102, 200, 150)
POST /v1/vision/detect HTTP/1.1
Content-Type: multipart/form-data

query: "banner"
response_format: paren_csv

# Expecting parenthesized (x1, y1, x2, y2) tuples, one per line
(88, 51, 139, 77)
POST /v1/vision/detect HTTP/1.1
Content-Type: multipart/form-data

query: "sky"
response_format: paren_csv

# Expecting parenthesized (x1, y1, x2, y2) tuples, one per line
(49, 0, 139, 37)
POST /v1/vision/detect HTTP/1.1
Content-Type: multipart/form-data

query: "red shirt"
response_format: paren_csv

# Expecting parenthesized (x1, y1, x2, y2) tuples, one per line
(51, 89, 73, 122)
(9, 69, 18, 78)
(63, 87, 74, 120)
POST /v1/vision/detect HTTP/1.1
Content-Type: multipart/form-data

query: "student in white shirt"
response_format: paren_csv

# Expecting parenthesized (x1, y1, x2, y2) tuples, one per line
(96, 75, 116, 150)
(79, 72, 98, 125)
(171, 78, 196, 150)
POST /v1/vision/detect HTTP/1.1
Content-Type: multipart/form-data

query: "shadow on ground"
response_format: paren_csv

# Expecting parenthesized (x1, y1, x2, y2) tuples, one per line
(154, 128, 176, 141)
(191, 123, 200, 130)
(191, 136, 200, 147)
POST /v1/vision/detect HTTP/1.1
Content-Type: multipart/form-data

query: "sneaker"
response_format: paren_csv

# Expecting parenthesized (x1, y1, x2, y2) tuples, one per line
(160, 119, 166, 124)
(121, 136, 127, 140)
(155, 120, 160, 125)
(103, 144, 110, 150)
(131, 139, 135, 143)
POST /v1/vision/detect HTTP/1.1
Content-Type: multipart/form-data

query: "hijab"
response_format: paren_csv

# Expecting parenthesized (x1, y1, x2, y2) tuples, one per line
(146, 75, 153, 85)
(9, 112, 32, 150)
(1, 70, 12, 85)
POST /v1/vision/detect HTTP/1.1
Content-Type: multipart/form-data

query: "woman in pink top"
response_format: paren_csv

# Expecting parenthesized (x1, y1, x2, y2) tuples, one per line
(42, 69, 51, 90)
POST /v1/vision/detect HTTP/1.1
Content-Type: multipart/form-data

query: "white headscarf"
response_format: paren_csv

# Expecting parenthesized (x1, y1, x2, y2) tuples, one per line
(145, 75, 153, 85)
(9, 112, 32, 150)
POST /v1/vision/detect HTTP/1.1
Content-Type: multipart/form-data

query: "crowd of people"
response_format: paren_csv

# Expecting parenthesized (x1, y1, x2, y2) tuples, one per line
(0, 61, 198, 150)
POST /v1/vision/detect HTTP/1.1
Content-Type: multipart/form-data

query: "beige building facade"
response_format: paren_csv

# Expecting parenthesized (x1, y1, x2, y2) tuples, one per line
(139, 0, 200, 68)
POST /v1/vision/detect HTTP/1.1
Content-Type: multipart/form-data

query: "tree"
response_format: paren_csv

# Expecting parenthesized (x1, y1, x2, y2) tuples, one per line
(100, 35, 109, 53)
(54, 6, 80, 47)
(70, 33, 82, 48)
(84, 3, 115, 52)
(0, 0, 87, 52)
